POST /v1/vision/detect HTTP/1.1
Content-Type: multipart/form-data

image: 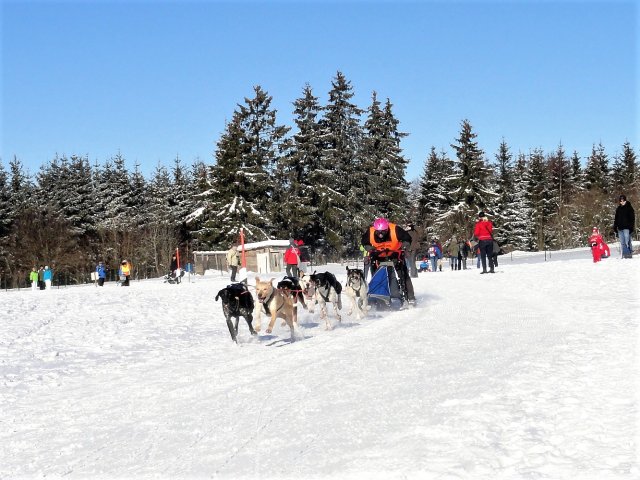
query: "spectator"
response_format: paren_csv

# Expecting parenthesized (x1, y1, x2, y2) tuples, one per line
(613, 194, 635, 259)
(283, 239, 301, 278)
(29, 267, 38, 291)
(405, 223, 420, 278)
(96, 261, 107, 287)
(473, 211, 495, 274)
(43, 266, 53, 289)
(120, 260, 132, 286)
(226, 246, 240, 282)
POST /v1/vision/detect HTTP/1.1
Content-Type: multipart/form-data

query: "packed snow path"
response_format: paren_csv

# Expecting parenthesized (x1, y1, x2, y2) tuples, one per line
(1, 250, 638, 479)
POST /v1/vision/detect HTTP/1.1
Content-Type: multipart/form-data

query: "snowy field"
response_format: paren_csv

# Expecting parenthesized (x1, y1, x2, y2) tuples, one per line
(1, 247, 639, 480)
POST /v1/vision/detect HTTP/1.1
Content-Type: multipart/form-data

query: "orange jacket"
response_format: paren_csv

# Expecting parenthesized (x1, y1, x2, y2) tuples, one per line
(369, 223, 402, 256)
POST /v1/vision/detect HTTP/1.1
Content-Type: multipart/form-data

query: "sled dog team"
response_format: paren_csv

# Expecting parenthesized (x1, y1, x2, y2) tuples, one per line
(215, 266, 368, 343)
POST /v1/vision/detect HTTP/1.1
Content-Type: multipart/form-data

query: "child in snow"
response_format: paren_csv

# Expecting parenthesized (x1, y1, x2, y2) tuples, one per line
(419, 257, 429, 273)
(588, 227, 610, 263)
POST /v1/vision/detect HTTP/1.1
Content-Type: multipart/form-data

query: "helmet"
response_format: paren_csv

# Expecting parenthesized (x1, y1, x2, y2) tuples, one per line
(373, 217, 390, 231)
(592, 227, 599, 233)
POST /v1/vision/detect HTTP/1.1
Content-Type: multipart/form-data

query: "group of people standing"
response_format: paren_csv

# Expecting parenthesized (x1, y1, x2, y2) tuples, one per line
(94, 259, 132, 287)
(29, 265, 53, 291)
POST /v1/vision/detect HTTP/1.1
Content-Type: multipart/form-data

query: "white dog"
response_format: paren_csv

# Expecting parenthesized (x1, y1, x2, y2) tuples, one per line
(344, 266, 368, 319)
(299, 271, 342, 330)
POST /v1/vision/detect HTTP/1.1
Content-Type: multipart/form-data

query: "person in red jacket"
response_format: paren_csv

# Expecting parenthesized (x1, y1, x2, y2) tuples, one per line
(283, 239, 301, 278)
(473, 211, 495, 274)
(588, 227, 610, 262)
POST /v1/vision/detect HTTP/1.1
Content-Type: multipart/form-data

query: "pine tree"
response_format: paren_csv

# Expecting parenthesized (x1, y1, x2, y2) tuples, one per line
(610, 141, 637, 195)
(320, 71, 364, 255)
(584, 143, 609, 193)
(170, 155, 193, 236)
(526, 148, 551, 250)
(510, 153, 534, 250)
(492, 139, 518, 246)
(570, 150, 585, 192)
(0, 161, 12, 272)
(448, 119, 495, 234)
(361, 93, 409, 226)
(283, 83, 323, 245)
(195, 87, 290, 247)
(547, 143, 577, 248)
(417, 147, 455, 239)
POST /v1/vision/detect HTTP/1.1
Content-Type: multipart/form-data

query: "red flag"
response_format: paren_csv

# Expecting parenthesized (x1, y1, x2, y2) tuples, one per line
(240, 228, 246, 267)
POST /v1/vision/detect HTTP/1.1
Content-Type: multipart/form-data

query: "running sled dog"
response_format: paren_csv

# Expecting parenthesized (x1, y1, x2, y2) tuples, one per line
(254, 276, 297, 339)
(215, 283, 257, 343)
(299, 271, 343, 330)
(344, 266, 368, 319)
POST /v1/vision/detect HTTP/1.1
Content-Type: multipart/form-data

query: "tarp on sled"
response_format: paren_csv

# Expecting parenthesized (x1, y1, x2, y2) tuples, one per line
(367, 261, 403, 309)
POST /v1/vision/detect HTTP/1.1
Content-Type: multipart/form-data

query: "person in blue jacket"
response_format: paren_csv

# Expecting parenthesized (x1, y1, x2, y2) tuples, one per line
(96, 261, 107, 286)
(43, 266, 53, 289)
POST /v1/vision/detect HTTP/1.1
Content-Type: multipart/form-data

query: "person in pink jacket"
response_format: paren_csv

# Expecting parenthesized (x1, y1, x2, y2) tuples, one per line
(473, 211, 495, 274)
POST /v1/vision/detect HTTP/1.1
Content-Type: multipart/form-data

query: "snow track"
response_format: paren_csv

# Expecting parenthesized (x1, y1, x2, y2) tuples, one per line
(1, 251, 638, 479)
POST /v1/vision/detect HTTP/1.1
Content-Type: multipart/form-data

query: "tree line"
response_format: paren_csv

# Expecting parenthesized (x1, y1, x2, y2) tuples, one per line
(1, 71, 637, 287)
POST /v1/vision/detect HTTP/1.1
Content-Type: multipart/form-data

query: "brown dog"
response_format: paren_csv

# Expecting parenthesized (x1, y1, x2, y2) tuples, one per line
(254, 276, 296, 339)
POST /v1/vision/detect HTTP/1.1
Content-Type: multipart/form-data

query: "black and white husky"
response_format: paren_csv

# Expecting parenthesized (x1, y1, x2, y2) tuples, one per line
(344, 266, 368, 319)
(299, 271, 342, 330)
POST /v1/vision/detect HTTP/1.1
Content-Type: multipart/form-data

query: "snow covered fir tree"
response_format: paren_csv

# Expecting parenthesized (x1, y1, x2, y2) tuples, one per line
(0, 72, 637, 288)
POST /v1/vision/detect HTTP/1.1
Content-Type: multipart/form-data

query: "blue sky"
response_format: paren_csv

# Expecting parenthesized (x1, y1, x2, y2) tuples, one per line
(1, 0, 637, 180)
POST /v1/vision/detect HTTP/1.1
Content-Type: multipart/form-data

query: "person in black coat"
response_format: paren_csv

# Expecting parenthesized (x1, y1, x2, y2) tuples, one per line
(613, 194, 635, 258)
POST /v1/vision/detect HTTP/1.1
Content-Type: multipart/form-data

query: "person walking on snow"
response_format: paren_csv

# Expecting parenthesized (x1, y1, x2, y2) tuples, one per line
(473, 211, 495, 274)
(613, 194, 635, 259)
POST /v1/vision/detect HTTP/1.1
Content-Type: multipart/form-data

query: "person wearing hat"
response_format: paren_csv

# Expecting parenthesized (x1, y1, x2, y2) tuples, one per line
(588, 227, 610, 263)
(473, 211, 495, 274)
(613, 194, 635, 259)
(362, 217, 416, 304)
(283, 239, 301, 278)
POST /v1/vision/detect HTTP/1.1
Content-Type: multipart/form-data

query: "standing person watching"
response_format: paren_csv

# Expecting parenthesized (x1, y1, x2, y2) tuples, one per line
(96, 261, 107, 286)
(405, 223, 420, 278)
(226, 246, 240, 282)
(473, 211, 495, 274)
(29, 267, 38, 291)
(120, 260, 131, 286)
(613, 194, 635, 259)
(283, 240, 301, 278)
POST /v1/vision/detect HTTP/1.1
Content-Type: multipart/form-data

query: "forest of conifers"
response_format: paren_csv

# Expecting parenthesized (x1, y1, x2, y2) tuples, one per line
(1, 72, 636, 288)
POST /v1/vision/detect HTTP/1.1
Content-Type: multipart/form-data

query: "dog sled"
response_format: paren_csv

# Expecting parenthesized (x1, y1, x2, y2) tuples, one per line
(367, 259, 407, 310)
(163, 268, 185, 284)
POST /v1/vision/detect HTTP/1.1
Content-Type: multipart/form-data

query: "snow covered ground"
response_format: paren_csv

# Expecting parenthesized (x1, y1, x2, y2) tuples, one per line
(1, 247, 638, 479)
